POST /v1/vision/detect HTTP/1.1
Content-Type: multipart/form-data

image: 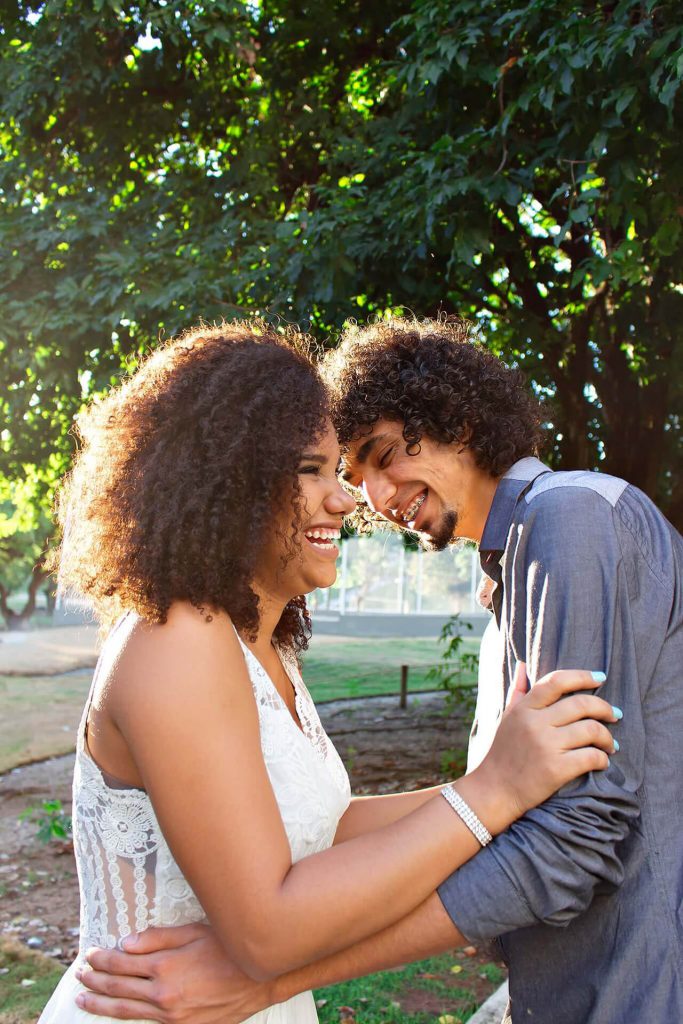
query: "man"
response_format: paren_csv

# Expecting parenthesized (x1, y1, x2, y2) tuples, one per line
(77, 317, 682, 1022)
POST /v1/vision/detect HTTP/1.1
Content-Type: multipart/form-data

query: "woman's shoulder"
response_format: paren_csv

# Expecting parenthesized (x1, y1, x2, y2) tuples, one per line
(101, 603, 245, 705)
(119, 600, 236, 648)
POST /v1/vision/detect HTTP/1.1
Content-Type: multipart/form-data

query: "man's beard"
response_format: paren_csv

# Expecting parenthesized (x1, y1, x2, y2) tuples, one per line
(422, 508, 458, 552)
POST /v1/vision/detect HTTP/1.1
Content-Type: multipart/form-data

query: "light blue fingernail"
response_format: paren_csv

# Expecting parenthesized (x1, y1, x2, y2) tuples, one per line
(612, 705, 623, 720)
(591, 671, 607, 683)
(613, 739, 620, 752)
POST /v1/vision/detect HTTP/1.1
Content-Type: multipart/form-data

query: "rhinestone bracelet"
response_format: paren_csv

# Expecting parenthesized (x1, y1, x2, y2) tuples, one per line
(441, 785, 493, 847)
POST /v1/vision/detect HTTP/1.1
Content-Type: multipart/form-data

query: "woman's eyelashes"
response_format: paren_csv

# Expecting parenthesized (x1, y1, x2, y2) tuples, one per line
(299, 461, 338, 478)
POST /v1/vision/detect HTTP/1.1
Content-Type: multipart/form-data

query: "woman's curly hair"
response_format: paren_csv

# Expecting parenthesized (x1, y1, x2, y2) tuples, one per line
(323, 316, 545, 526)
(53, 321, 329, 653)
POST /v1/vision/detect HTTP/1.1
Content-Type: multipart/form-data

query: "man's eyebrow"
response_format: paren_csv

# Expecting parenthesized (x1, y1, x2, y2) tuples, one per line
(355, 433, 388, 465)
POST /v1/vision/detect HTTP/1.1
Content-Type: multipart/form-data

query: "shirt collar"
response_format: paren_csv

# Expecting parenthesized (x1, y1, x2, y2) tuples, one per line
(480, 457, 551, 557)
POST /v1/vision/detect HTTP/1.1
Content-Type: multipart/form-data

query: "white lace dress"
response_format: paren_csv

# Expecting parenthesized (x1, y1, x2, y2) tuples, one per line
(39, 636, 351, 1023)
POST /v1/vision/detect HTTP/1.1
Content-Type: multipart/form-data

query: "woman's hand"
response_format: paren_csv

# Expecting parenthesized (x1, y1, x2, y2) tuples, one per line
(470, 666, 620, 829)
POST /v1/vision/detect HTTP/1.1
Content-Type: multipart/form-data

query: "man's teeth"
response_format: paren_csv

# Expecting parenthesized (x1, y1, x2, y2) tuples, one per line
(402, 492, 426, 523)
(305, 529, 341, 547)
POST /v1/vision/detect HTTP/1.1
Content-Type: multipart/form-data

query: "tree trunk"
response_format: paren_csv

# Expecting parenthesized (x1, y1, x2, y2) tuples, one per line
(0, 559, 50, 630)
(551, 323, 593, 469)
(543, 306, 680, 529)
(597, 315, 674, 521)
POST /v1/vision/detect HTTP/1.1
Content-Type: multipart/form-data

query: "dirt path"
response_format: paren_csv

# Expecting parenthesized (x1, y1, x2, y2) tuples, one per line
(0, 626, 98, 677)
(0, 692, 470, 966)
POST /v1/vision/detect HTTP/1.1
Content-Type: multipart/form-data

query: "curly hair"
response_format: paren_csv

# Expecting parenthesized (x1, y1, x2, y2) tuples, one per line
(53, 321, 330, 654)
(323, 316, 545, 524)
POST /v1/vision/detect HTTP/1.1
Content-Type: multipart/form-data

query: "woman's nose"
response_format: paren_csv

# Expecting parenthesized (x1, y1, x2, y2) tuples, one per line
(326, 480, 356, 515)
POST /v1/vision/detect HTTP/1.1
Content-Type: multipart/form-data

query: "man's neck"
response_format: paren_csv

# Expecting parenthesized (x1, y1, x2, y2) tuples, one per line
(456, 473, 501, 546)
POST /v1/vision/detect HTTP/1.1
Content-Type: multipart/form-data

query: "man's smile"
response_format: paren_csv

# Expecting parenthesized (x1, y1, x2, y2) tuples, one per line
(399, 489, 427, 527)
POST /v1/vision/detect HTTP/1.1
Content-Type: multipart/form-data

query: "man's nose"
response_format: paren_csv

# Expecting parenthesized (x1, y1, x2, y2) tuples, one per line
(361, 472, 395, 519)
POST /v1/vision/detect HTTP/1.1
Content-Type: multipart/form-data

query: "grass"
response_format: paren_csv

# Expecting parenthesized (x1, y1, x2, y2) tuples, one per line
(0, 670, 93, 773)
(314, 952, 505, 1023)
(0, 938, 65, 1023)
(300, 635, 479, 702)
(0, 635, 478, 772)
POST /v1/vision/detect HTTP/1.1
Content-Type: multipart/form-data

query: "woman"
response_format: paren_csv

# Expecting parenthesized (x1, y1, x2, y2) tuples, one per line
(40, 322, 617, 1023)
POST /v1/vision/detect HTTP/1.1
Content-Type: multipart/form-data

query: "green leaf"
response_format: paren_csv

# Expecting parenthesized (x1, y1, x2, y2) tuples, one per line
(615, 86, 637, 116)
(0, 0, 680, 548)
(591, 130, 608, 156)
(569, 203, 590, 223)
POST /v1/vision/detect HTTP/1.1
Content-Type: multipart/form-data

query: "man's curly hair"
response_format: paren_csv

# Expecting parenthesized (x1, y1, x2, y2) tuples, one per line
(54, 321, 329, 653)
(323, 316, 545, 524)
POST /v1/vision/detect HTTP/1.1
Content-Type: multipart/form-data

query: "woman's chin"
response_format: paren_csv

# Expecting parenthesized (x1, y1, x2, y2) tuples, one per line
(301, 566, 338, 595)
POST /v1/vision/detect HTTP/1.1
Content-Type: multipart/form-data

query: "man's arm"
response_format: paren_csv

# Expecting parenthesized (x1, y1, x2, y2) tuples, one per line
(274, 892, 463, 1001)
(438, 486, 645, 940)
(77, 895, 464, 1022)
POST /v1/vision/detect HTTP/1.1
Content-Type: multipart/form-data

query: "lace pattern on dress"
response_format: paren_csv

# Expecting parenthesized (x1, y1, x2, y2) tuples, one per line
(240, 642, 350, 796)
(73, 742, 206, 955)
(70, 631, 350, 960)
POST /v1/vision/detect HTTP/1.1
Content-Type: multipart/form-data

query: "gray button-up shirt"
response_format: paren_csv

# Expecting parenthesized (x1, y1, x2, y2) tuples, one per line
(437, 458, 683, 1022)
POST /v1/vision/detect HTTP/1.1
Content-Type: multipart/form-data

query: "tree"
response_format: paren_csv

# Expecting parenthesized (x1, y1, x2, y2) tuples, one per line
(257, 0, 683, 521)
(1, 0, 410, 617)
(0, 0, 681, 617)
(0, 466, 56, 627)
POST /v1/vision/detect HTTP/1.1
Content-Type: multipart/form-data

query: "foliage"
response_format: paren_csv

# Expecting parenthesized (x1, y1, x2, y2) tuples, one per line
(18, 799, 72, 845)
(440, 746, 469, 776)
(427, 614, 480, 715)
(281, 0, 683, 521)
(0, 463, 58, 627)
(1, 0, 681, 618)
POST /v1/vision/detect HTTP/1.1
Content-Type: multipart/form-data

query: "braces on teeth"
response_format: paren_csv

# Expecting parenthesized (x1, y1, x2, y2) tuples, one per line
(402, 492, 426, 523)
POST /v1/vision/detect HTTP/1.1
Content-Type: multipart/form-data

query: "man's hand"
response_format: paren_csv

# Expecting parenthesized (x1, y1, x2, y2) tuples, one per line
(75, 924, 274, 1023)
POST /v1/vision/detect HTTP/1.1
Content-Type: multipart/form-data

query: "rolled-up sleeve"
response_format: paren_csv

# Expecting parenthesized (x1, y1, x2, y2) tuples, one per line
(438, 488, 645, 941)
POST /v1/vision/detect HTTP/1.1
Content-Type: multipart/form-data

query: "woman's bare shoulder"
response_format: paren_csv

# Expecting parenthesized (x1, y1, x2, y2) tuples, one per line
(117, 601, 237, 651)
(101, 603, 245, 709)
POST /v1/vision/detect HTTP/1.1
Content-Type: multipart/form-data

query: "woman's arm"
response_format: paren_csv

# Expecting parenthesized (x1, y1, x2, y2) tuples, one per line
(334, 787, 444, 843)
(111, 605, 615, 981)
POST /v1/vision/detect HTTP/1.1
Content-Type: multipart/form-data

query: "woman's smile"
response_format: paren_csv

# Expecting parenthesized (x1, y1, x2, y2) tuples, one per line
(303, 525, 342, 557)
